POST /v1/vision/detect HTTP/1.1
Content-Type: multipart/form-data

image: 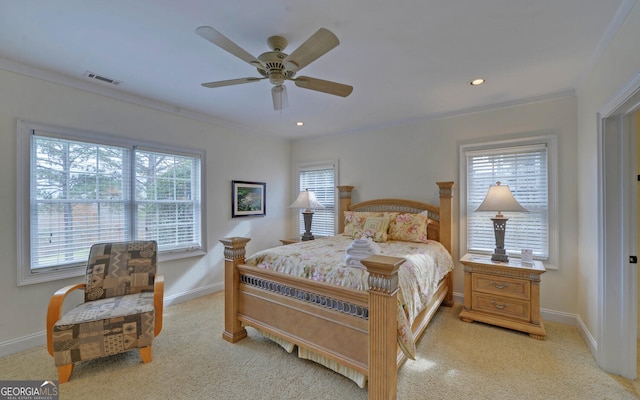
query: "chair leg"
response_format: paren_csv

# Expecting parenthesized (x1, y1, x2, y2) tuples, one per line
(57, 364, 74, 384)
(139, 346, 153, 363)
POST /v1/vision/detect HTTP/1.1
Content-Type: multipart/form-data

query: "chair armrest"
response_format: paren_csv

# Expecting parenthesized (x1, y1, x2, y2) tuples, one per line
(46, 283, 86, 356)
(154, 275, 164, 337)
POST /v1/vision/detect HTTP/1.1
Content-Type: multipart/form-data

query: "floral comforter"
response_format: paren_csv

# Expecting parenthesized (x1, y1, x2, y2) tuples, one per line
(244, 234, 454, 359)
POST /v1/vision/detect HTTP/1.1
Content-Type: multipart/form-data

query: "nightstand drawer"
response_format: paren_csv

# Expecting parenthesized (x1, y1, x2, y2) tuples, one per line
(472, 293, 530, 321)
(472, 273, 530, 300)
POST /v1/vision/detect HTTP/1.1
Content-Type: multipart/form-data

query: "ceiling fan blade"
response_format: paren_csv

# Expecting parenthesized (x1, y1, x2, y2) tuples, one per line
(282, 28, 339, 72)
(195, 26, 264, 68)
(201, 77, 264, 88)
(293, 76, 353, 97)
(271, 85, 289, 111)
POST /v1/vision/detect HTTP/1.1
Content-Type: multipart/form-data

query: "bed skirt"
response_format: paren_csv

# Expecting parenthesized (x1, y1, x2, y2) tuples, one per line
(247, 324, 367, 388)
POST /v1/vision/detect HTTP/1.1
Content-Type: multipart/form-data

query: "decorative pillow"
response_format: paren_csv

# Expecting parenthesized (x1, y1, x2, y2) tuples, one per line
(357, 215, 391, 242)
(343, 211, 382, 237)
(343, 211, 397, 242)
(388, 213, 431, 243)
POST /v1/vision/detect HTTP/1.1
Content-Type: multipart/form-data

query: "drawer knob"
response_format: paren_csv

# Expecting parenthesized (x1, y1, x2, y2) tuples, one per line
(491, 281, 509, 289)
(491, 301, 509, 310)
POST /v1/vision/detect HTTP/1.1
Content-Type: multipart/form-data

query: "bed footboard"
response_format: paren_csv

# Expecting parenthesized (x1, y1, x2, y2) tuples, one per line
(220, 237, 405, 400)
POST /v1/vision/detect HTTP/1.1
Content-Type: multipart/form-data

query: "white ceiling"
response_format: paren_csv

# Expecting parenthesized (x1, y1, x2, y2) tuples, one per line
(0, 0, 631, 139)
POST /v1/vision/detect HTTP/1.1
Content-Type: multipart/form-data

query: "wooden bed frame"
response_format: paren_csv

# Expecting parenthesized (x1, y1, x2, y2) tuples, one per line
(220, 181, 454, 400)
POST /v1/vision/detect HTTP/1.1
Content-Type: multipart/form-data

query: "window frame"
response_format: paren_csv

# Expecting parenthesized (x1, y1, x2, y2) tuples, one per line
(295, 160, 339, 237)
(459, 135, 558, 269)
(16, 120, 207, 285)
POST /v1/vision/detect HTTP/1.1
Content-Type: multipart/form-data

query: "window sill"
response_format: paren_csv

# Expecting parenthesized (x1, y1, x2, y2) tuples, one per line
(18, 248, 208, 286)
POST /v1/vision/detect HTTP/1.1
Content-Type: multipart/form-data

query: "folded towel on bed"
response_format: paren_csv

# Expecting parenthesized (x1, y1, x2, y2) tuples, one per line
(345, 238, 380, 269)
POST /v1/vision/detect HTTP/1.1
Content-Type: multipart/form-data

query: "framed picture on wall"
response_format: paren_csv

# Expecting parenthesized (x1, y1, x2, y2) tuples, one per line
(232, 180, 266, 217)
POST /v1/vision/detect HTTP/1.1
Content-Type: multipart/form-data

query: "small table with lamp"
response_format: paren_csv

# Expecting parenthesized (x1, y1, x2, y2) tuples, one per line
(461, 181, 546, 339)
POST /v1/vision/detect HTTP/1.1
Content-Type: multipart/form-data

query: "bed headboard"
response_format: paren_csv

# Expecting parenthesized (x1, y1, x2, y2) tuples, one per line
(336, 182, 454, 255)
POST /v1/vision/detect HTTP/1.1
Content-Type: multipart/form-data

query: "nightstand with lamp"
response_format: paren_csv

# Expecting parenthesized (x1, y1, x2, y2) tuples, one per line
(459, 181, 546, 339)
(286, 188, 324, 242)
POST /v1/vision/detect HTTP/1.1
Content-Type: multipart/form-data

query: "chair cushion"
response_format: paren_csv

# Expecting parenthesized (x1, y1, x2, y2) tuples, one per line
(52, 292, 155, 366)
(85, 241, 157, 301)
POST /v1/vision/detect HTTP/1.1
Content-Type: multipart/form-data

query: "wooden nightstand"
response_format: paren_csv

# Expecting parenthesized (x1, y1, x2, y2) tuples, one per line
(459, 254, 546, 339)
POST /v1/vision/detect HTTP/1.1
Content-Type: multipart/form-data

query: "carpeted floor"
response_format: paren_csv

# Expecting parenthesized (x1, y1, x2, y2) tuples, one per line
(0, 292, 638, 399)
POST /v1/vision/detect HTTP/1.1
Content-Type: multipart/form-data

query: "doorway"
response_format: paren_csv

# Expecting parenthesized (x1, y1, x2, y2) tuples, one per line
(599, 83, 640, 379)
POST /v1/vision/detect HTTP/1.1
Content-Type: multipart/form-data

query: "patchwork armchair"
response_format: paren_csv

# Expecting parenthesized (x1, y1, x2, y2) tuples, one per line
(46, 241, 164, 383)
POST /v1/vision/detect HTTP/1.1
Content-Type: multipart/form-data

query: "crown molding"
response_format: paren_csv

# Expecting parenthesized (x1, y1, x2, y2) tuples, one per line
(0, 57, 272, 137)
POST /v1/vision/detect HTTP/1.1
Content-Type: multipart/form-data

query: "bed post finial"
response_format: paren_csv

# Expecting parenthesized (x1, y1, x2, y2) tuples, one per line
(337, 185, 354, 234)
(219, 237, 251, 343)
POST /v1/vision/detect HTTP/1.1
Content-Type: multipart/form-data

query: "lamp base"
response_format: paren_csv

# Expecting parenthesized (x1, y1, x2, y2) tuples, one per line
(302, 211, 315, 241)
(491, 249, 509, 262)
(491, 216, 509, 262)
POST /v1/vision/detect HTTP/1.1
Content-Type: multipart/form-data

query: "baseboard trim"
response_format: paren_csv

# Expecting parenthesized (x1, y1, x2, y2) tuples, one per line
(0, 282, 225, 358)
(163, 282, 223, 307)
(540, 307, 578, 326)
(0, 331, 46, 358)
(575, 313, 598, 355)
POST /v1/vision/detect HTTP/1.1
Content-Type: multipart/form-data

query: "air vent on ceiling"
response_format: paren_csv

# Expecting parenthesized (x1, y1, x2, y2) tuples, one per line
(84, 71, 123, 86)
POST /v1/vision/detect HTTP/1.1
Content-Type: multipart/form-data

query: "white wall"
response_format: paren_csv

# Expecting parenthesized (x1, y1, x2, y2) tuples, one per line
(291, 95, 579, 315)
(576, 3, 640, 342)
(0, 69, 290, 354)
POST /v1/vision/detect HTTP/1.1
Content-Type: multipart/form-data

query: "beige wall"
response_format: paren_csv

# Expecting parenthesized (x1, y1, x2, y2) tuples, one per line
(0, 69, 290, 352)
(291, 95, 579, 314)
(576, 3, 640, 339)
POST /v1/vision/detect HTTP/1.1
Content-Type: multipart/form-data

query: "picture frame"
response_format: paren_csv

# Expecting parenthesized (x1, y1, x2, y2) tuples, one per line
(232, 180, 266, 218)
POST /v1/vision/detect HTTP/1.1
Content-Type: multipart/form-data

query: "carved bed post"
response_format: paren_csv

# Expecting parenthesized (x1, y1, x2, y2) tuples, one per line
(436, 181, 454, 306)
(336, 185, 354, 234)
(362, 254, 405, 400)
(219, 237, 250, 343)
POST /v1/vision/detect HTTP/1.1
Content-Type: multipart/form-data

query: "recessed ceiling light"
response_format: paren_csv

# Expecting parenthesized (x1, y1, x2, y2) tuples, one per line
(296, 122, 304, 126)
(470, 78, 485, 86)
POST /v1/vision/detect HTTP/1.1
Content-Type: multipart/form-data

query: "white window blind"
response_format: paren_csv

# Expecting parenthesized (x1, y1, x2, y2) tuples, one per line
(31, 135, 131, 270)
(466, 144, 549, 259)
(27, 128, 203, 278)
(298, 163, 336, 236)
(134, 148, 201, 251)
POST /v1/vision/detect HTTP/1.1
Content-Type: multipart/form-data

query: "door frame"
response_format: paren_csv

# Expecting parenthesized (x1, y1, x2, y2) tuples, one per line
(598, 74, 640, 379)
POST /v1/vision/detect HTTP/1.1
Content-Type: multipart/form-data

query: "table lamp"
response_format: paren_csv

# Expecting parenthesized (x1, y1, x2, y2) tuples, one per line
(475, 181, 527, 261)
(289, 189, 324, 241)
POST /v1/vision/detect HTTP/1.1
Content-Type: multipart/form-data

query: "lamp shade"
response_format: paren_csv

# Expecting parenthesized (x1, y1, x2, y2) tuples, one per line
(475, 182, 527, 215)
(289, 189, 324, 211)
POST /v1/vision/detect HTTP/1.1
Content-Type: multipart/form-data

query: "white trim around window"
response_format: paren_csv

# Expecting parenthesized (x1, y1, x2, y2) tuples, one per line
(16, 120, 207, 285)
(295, 160, 339, 237)
(459, 135, 558, 269)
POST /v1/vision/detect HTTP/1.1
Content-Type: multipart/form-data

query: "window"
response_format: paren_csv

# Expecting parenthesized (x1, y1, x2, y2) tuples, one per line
(460, 136, 557, 267)
(296, 160, 338, 237)
(17, 121, 206, 285)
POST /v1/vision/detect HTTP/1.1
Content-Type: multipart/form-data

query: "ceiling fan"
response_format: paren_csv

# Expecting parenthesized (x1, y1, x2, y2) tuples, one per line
(195, 26, 353, 111)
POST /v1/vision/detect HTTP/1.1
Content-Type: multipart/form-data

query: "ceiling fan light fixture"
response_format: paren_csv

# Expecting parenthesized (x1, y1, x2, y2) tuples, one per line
(272, 85, 288, 111)
(196, 26, 352, 111)
(269, 72, 286, 86)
